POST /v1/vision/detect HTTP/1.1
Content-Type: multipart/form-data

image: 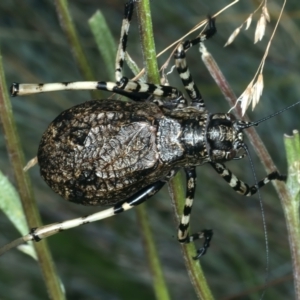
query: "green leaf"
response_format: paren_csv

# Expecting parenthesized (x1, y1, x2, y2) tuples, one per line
(0, 169, 37, 259)
(0, 169, 29, 236)
(89, 10, 116, 81)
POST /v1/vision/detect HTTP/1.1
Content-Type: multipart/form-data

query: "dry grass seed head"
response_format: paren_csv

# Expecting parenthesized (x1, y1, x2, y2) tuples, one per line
(245, 14, 253, 30)
(238, 74, 264, 115)
(254, 13, 268, 43)
(224, 27, 241, 47)
(251, 73, 264, 110)
(262, 5, 271, 22)
(238, 81, 254, 115)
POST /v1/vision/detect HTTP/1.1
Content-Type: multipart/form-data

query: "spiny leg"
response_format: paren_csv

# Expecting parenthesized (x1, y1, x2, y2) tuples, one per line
(210, 162, 286, 196)
(0, 181, 165, 256)
(177, 167, 213, 259)
(174, 17, 216, 110)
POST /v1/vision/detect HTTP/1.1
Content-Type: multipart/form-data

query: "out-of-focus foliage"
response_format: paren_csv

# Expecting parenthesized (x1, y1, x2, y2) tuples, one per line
(0, 1, 299, 299)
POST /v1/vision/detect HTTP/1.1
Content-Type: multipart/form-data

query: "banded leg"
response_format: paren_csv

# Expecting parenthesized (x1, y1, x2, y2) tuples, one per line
(111, 0, 188, 107)
(0, 181, 165, 256)
(174, 17, 216, 110)
(177, 167, 213, 259)
(115, 0, 134, 82)
(210, 162, 286, 196)
(113, 0, 188, 107)
(10, 80, 185, 104)
(10, 0, 189, 108)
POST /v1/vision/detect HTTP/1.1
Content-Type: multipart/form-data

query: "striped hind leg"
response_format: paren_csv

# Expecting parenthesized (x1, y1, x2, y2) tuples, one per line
(0, 181, 165, 256)
(10, 0, 188, 107)
(174, 17, 216, 110)
(10, 77, 188, 108)
(210, 162, 286, 196)
(177, 167, 213, 259)
(10, 1, 186, 104)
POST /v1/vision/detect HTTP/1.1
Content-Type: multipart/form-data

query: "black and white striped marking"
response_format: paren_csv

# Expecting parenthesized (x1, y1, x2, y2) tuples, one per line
(1, 1, 290, 262)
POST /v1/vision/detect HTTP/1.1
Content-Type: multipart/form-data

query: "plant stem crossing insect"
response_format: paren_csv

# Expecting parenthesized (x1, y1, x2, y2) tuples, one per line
(1, 0, 299, 260)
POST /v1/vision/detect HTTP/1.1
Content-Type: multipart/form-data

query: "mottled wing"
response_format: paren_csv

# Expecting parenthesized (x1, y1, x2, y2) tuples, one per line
(38, 100, 161, 205)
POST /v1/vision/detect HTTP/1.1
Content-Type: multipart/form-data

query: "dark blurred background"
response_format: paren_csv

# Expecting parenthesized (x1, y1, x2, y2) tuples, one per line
(0, 0, 300, 299)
